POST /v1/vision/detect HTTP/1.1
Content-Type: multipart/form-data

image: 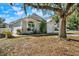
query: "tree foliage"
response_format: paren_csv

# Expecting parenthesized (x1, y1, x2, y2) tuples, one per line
(52, 15, 59, 23)
(0, 17, 6, 28)
(67, 11, 79, 30)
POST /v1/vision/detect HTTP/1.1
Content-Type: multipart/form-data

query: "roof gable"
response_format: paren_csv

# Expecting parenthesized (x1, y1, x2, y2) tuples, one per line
(46, 17, 55, 23)
(28, 13, 46, 22)
(9, 14, 45, 25)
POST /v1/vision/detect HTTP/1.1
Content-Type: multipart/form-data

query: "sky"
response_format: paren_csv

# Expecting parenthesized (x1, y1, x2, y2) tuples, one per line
(0, 3, 54, 23)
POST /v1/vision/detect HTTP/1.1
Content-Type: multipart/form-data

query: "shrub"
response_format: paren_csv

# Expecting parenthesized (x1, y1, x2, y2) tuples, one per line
(2, 29, 12, 38)
(40, 21, 46, 33)
(16, 29, 22, 35)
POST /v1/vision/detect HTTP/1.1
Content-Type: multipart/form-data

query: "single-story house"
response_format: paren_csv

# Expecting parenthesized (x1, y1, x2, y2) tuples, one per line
(9, 14, 56, 35)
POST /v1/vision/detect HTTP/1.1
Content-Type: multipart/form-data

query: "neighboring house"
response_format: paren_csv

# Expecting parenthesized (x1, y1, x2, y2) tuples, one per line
(9, 14, 56, 35)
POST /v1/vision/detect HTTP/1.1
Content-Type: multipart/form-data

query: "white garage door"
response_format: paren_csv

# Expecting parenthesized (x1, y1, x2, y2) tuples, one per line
(47, 22, 55, 33)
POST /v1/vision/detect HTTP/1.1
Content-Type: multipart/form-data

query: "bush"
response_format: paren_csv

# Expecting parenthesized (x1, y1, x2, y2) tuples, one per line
(40, 21, 46, 33)
(2, 29, 12, 38)
(16, 29, 22, 35)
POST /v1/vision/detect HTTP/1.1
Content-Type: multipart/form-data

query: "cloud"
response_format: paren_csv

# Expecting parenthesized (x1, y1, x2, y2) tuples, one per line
(0, 14, 5, 17)
(15, 10, 24, 16)
(32, 9, 43, 16)
(3, 11, 9, 14)
(6, 14, 10, 17)
(0, 6, 4, 10)
(32, 8, 37, 12)
(8, 17, 14, 20)
(32, 8, 53, 18)
(5, 17, 15, 23)
(0, 14, 10, 21)
(12, 6, 24, 16)
(12, 6, 21, 11)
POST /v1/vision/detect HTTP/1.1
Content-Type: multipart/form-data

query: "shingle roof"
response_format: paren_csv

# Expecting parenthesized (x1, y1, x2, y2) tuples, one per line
(28, 13, 45, 22)
(9, 13, 45, 25)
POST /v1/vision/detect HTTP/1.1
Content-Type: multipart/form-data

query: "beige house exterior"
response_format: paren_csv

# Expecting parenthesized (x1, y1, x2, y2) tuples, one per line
(9, 14, 42, 35)
(9, 14, 56, 35)
(21, 18, 41, 33)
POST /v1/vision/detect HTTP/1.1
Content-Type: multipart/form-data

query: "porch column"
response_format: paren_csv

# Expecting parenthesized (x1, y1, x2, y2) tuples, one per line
(26, 22, 28, 28)
(21, 20, 23, 32)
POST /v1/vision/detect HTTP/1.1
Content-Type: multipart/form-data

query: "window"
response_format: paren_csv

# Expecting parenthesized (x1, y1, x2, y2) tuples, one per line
(28, 22, 34, 31)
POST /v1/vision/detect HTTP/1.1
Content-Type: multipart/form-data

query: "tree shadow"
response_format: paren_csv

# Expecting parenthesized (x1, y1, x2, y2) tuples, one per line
(67, 38, 79, 42)
(24, 33, 58, 37)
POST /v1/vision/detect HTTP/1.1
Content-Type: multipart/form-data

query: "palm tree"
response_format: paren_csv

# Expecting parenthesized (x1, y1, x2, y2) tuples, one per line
(10, 3, 78, 39)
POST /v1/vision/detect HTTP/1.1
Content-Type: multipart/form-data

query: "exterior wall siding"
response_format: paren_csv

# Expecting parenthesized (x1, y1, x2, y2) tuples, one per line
(47, 22, 55, 33)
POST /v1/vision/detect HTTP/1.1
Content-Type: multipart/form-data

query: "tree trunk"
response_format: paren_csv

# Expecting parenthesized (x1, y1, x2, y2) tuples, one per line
(59, 17, 67, 38)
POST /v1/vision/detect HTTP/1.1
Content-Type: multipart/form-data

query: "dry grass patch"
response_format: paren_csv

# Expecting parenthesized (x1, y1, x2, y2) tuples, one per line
(0, 35, 79, 56)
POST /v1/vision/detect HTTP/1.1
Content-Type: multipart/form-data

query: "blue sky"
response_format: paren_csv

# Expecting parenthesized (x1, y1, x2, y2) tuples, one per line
(0, 3, 54, 23)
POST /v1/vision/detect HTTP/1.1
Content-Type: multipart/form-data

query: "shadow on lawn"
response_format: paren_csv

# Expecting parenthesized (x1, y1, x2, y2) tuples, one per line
(24, 33, 58, 37)
(67, 38, 79, 42)
(0, 35, 20, 39)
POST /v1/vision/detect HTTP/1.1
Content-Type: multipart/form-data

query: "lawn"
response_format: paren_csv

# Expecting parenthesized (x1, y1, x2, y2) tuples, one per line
(67, 31, 79, 34)
(0, 34, 79, 56)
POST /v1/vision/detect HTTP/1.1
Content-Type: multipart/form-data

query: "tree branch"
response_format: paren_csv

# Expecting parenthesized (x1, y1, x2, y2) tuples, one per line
(66, 8, 75, 17)
(54, 3, 61, 8)
(24, 3, 62, 12)
(77, 3, 79, 12)
(66, 3, 74, 13)
(22, 4, 27, 15)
